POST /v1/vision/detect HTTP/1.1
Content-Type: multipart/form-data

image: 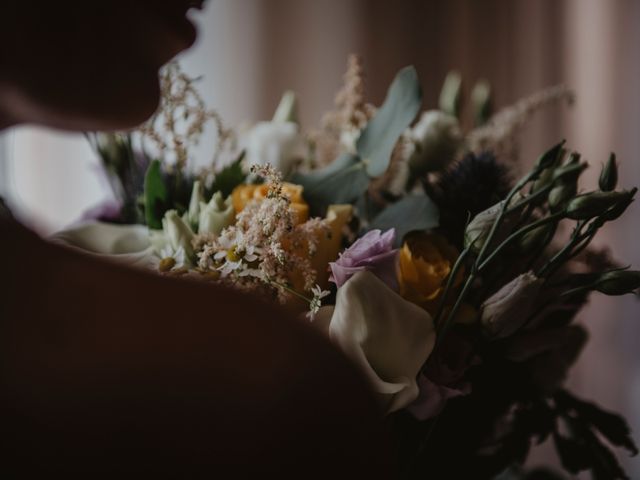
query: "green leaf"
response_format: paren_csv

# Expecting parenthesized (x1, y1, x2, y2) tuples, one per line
(368, 194, 440, 247)
(143, 159, 168, 230)
(357, 66, 422, 178)
(556, 390, 638, 456)
(291, 153, 370, 212)
(209, 153, 247, 198)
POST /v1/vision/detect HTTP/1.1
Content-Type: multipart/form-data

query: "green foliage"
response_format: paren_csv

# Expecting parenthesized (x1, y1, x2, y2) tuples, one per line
(143, 160, 169, 230)
(368, 194, 440, 247)
(293, 65, 422, 213)
(357, 65, 423, 178)
(292, 153, 370, 212)
(208, 153, 247, 198)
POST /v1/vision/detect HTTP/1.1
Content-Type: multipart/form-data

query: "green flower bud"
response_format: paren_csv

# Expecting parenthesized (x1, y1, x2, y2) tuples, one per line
(187, 180, 204, 229)
(439, 71, 462, 117)
(535, 140, 565, 171)
(599, 153, 618, 192)
(519, 221, 557, 254)
(164, 209, 195, 260)
(531, 149, 564, 194)
(198, 192, 235, 235)
(552, 157, 587, 184)
(464, 201, 504, 253)
(272, 90, 299, 124)
(599, 187, 637, 222)
(565, 191, 630, 220)
(594, 270, 640, 296)
(408, 110, 462, 176)
(548, 183, 577, 210)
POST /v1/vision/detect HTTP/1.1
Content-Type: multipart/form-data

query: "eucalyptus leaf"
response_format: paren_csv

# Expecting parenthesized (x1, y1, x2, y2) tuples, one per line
(368, 194, 440, 246)
(357, 66, 422, 178)
(143, 159, 168, 230)
(291, 153, 370, 212)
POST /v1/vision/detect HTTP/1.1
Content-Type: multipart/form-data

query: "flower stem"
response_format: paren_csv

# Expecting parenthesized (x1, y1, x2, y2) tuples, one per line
(267, 278, 312, 304)
(476, 167, 542, 266)
(433, 247, 471, 330)
(434, 273, 476, 351)
(478, 211, 565, 273)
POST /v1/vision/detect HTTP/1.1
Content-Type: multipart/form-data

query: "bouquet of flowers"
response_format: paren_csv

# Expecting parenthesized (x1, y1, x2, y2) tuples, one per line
(58, 57, 639, 479)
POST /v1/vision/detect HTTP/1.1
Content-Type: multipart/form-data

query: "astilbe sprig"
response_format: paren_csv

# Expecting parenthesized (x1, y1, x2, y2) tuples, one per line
(138, 62, 233, 173)
(197, 164, 330, 309)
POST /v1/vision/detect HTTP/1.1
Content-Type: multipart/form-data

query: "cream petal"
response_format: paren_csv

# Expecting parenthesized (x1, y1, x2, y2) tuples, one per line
(329, 271, 436, 413)
(51, 222, 155, 268)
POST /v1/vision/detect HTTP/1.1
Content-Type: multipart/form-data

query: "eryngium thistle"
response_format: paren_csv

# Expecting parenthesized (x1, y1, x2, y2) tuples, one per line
(432, 152, 511, 248)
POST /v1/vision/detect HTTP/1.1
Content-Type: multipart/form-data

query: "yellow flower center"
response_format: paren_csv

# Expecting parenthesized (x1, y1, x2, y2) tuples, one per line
(226, 247, 243, 262)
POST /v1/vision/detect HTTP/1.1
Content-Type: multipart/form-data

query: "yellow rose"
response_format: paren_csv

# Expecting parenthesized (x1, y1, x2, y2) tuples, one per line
(311, 204, 353, 288)
(397, 232, 462, 313)
(231, 182, 309, 224)
(286, 204, 353, 313)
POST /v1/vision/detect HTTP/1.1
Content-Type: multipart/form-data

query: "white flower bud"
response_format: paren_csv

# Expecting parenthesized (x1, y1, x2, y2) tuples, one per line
(407, 110, 462, 175)
(163, 209, 195, 260)
(198, 192, 234, 235)
(272, 90, 299, 124)
(481, 272, 543, 338)
(187, 180, 204, 229)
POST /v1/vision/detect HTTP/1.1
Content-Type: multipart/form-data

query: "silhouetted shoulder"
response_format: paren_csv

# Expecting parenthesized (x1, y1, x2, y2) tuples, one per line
(0, 217, 391, 476)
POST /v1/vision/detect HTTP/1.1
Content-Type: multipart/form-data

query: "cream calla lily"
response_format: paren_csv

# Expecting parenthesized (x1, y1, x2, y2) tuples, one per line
(51, 222, 155, 268)
(320, 271, 436, 414)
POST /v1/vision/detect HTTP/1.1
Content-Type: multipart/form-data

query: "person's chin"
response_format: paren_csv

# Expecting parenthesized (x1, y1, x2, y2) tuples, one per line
(34, 71, 163, 132)
(81, 76, 162, 131)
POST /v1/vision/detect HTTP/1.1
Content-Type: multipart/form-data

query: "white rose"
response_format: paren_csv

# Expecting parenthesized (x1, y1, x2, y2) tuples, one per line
(407, 110, 462, 175)
(244, 121, 304, 176)
(316, 271, 436, 414)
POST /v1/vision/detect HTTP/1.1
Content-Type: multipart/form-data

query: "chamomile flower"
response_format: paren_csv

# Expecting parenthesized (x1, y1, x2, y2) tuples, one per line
(214, 230, 262, 278)
(157, 245, 186, 272)
(307, 284, 331, 320)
